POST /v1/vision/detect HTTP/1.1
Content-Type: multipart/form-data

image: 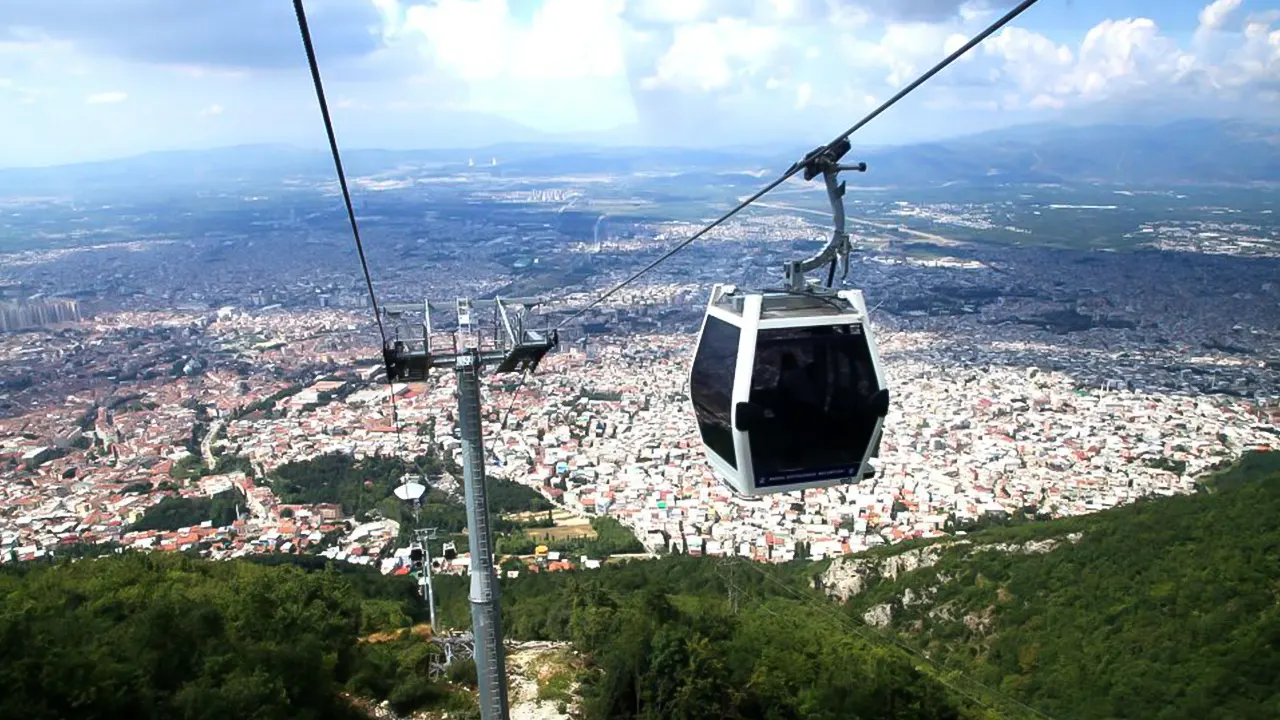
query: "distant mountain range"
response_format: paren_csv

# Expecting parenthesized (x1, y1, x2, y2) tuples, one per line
(856, 118, 1280, 186)
(2, 118, 1277, 194)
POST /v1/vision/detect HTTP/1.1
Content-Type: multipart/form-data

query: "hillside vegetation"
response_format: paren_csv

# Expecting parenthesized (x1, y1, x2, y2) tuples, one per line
(0, 551, 995, 720)
(823, 451, 1280, 720)
(0, 553, 465, 720)
(428, 556, 999, 720)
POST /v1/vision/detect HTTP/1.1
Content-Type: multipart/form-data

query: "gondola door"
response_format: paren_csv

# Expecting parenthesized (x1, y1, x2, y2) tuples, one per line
(743, 322, 882, 490)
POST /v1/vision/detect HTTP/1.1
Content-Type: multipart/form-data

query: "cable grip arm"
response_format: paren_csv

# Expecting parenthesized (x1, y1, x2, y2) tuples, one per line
(785, 139, 867, 292)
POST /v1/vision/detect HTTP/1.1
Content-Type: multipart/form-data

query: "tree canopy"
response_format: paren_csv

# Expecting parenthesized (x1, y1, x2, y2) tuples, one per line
(0, 553, 467, 720)
(130, 489, 240, 532)
(270, 452, 429, 516)
(834, 451, 1280, 720)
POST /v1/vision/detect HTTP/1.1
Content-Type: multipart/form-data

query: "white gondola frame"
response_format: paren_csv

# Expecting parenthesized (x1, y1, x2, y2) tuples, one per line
(689, 283, 887, 497)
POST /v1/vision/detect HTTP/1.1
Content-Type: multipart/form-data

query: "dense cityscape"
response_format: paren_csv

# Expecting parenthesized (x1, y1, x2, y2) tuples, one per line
(2, 150, 1278, 578)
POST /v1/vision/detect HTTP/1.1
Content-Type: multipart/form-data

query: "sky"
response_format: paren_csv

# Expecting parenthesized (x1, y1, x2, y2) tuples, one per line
(1, 0, 1278, 167)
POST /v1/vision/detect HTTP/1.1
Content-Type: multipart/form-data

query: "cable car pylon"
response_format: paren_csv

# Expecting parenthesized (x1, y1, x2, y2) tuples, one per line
(382, 296, 558, 720)
(409, 527, 441, 631)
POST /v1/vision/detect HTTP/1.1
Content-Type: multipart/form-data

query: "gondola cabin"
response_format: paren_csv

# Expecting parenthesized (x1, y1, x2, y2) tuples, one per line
(689, 284, 889, 496)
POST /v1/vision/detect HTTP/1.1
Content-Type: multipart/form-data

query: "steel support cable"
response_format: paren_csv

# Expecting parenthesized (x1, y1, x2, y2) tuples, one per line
(555, 0, 1042, 332)
(293, 0, 386, 342)
(293, 0, 406, 455)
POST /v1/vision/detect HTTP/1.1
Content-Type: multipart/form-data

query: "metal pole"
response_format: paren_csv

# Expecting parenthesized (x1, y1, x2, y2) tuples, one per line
(455, 350, 510, 720)
(422, 536, 437, 632)
(413, 526, 440, 633)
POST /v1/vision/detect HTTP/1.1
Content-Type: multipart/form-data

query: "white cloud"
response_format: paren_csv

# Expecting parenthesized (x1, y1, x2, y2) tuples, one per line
(842, 20, 971, 87)
(365, 0, 1280, 143)
(1027, 93, 1064, 110)
(630, 0, 713, 24)
(796, 81, 813, 109)
(985, 26, 1072, 68)
(943, 32, 969, 56)
(828, 2, 873, 29)
(394, 0, 626, 81)
(957, 1, 993, 24)
(85, 91, 127, 104)
(641, 18, 781, 91)
(825, 0, 1280, 120)
(1199, 0, 1242, 32)
(199, 103, 223, 116)
(769, 0, 800, 20)
(1065, 18, 1192, 99)
(982, 26, 1073, 99)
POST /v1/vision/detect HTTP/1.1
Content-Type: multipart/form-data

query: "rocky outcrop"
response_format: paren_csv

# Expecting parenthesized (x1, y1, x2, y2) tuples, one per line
(900, 586, 936, 608)
(822, 533, 1085, 609)
(508, 642, 579, 720)
(822, 542, 967, 602)
(864, 603, 894, 628)
(977, 532, 1083, 556)
(821, 557, 876, 601)
(928, 600, 958, 622)
(963, 606, 996, 635)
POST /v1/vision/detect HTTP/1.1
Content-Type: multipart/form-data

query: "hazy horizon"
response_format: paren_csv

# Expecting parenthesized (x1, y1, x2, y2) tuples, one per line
(3, 112, 1274, 172)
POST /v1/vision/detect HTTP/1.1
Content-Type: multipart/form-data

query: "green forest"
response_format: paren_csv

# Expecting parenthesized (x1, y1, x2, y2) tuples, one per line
(130, 489, 240, 532)
(832, 451, 1280, 720)
(0, 553, 457, 720)
(268, 451, 551, 529)
(270, 452, 435, 516)
(0, 551, 993, 720)
(4, 452, 1277, 719)
(495, 516, 646, 557)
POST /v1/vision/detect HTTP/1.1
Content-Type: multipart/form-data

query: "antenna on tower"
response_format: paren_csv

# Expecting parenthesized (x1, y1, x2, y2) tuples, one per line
(394, 475, 427, 524)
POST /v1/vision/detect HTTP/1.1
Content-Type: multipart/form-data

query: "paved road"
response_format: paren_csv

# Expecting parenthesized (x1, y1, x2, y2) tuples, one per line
(201, 419, 226, 468)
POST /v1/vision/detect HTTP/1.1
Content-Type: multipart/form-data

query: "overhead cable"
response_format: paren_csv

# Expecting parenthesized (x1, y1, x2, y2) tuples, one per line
(293, 0, 405, 452)
(292, 0, 388, 344)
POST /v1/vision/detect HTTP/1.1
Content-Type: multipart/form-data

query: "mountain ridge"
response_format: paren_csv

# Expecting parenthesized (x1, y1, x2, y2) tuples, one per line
(3, 118, 1278, 191)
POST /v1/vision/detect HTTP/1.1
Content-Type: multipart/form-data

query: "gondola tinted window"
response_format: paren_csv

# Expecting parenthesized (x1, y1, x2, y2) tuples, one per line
(690, 316, 739, 469)
(747, 324, 879, 486)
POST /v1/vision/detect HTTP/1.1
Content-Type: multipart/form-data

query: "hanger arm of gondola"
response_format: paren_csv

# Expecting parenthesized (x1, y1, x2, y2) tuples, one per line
(785, 143, 869, 291)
